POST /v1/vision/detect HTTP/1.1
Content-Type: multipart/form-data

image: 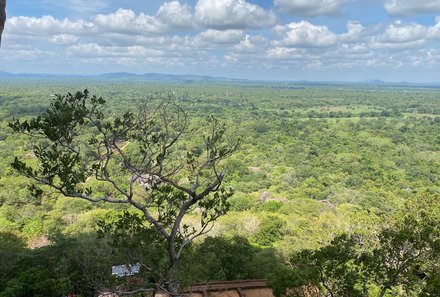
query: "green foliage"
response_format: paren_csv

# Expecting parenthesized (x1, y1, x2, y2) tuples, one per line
(227, 193, 256, 211)
(0, 268, 69, 297)
(0, 232, 26, 290)
(7, 89, 239, 295)
(188, 236, 257, 281)
(9, 90, 104, 195)
(185, 235, 279, 284)
(1, 81, 440, 295)
(366, 191, 440, 296)
(269, 265, 319, 297)
(254, 215, 286, 246)
(270, 234, 368, 297)
(260, 201, 284, 212)
(0, 234, 85, 296)
(97, 211, 170, 287)
(269, 192, 440, 297)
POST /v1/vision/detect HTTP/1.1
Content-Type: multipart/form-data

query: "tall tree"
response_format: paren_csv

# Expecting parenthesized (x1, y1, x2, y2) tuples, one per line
(9, 90, 239, 296)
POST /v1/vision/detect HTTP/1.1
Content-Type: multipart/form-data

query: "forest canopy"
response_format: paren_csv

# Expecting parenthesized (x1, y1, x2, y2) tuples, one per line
(0, 80, 439, 296)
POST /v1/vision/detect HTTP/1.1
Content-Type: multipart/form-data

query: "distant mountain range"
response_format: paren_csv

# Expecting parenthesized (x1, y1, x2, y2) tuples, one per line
(0, 71, 439, 86)
(0, 71, 247, 83)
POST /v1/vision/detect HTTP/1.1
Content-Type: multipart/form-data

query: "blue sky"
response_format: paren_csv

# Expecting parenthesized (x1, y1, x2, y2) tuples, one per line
(2, 0, 440, 82)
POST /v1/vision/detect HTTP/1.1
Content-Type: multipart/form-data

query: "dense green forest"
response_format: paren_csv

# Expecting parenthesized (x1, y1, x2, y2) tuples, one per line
(0, 80, 439, 297)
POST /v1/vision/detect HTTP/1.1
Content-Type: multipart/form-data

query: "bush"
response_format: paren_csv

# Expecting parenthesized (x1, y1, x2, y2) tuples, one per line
(253, 215, 286, 246)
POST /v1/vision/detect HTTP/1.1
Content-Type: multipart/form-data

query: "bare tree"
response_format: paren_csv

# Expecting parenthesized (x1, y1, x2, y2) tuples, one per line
(10, 90, 240, 296)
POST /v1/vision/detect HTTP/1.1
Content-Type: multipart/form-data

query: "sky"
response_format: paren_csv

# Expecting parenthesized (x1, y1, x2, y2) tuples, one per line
(1, 0, 440, 82)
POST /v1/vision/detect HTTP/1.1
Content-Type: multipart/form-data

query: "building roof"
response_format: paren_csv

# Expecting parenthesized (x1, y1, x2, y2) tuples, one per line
(111, 263, 141, 277)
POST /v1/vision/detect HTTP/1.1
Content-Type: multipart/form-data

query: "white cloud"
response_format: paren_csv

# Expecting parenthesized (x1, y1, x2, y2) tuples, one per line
(93, 9, 166, 35)
(372, 39, 427, 50)
(93, 4, 197, 36)
(274, 0, 354, 16)
(198, 29, 244, 44)
(194, 0, 276, 29)
(340, 21, 367, 42)
(379, 22, 427, 43)
(305, 60, 323, 70)
(427, 17, 440, 39)
(385, 0, 440, 16)
(156, 1, 195, 30)
(50, 34, 79, 44)
(4, 2, 440, 81)
(63, 36, 213, 67)
(275, 21, 338, 48)
(0, 48, 55, 62)
(67, 43, 164, 58)
(67, 43, 107, 57)
(365, 18, 440, 51)
(339, 43, 370, 54)
(7, 15, 96, 36)
(232, 35, 268, 53)
(371, 21, 431, 49)
(266, 47, 300, 60)
(222, 35, 271, 70)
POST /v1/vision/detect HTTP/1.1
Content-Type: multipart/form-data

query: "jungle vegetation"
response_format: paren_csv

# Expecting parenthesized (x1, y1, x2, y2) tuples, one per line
(0, 79, 439, 297)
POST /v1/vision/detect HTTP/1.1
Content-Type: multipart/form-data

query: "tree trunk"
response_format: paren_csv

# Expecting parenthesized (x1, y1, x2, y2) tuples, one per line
(167, 282, 180, 297)
(167, 262, 181, 297)
(0, 0, 6, 46)
(167, 240, 181, 297)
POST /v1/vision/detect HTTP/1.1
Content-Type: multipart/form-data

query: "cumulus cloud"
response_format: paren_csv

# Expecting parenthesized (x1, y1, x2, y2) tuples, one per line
(0, 48, 54, 60)
(194, 0, 276, 29)
(232, 35, 268, 53)
(50, 34, 79, 44)
(92, 2, 197, 36)
(222, 34, 270, 70)
(156, 1, 195, 30)
(4, 1, 440, 80)
(67, 43, 164, 58)
(427, 17, 440, 39)
(7, 15, 96, 36)
(93, 9, 166, 35)
(340, 21, 367, 42)
(266, 47, 300, 60)
(371, 21, 432, 49)
(275, 21, 338, 48)
(274, 0, 354, 16)
(380, 22, 427, 43)
(385, 0, 440, 16)
(198, 29, 244, 44)
(339, 43, 370, 54)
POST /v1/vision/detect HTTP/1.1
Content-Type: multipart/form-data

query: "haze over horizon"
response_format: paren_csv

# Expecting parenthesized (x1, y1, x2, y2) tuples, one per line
(2, 0, 440, 82)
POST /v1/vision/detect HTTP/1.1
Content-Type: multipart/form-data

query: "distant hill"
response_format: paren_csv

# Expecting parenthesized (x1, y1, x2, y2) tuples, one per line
(0, 71, 439, 87)
(0, 71, 248, 83)
(0, 71, 86, 79)
(97, 72, 248, 83)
